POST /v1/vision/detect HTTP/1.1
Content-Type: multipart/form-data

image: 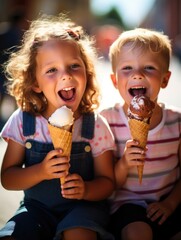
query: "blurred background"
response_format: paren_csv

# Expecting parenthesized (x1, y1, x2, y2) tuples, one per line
(1, 0, 181, 227)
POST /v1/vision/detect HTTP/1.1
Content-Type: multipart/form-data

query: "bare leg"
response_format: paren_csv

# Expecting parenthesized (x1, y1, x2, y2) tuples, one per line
(170, 232, 181, 240)
(62, 227, 97, 240)
(121, 221, 153, 240)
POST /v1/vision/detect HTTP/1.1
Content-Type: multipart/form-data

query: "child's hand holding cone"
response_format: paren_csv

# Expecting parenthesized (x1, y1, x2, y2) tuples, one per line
(48, 106, 74, 184)
(127, 95, 155, 184)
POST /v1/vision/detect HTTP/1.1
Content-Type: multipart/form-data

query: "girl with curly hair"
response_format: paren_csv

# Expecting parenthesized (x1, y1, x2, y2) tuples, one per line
(0, 13, 115, 240)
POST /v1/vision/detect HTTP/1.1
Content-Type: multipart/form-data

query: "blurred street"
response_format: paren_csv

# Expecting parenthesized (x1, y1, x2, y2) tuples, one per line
(0, 56, 181, 227)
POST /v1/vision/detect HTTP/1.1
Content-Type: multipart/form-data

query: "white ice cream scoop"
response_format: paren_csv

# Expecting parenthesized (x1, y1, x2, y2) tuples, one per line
(48, 106, 74, 127)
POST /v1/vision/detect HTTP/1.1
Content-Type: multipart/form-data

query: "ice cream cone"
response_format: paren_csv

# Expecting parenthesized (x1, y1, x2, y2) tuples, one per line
(128, 118, 149, 184)
(48, 123, 73, 184)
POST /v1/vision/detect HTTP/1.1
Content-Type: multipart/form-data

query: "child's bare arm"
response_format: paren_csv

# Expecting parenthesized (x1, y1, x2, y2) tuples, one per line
(1, 139, 70, 190)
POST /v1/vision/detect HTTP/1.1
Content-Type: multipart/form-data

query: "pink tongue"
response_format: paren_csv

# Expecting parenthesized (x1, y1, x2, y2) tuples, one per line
(132, 88, 145, 96)
(60, 89, 74, 100)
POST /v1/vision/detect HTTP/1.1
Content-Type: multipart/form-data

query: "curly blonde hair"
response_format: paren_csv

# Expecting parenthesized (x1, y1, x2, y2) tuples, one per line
(109, 28, 172, 74)
(5, 13, 100, 115)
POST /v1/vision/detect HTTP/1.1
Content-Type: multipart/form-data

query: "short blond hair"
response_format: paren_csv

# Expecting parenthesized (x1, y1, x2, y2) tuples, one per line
(109, 28, 172, 73)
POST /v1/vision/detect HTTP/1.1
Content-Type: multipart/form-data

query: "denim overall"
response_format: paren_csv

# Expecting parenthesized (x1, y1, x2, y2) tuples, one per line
(0, 112, 114, 240)
(23, 112, 95, 210)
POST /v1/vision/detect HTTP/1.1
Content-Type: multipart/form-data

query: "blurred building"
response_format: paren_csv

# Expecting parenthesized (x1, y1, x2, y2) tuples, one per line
(141, 0, 180, 39)
(141, 0, 181, 59)
(0, 0, 94, 31)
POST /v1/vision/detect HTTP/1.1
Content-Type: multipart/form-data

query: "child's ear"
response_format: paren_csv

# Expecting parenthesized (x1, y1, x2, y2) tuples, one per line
(161, 71, 171, 89)
(32, 82, 42, 93)
(110, 73, 118, 89)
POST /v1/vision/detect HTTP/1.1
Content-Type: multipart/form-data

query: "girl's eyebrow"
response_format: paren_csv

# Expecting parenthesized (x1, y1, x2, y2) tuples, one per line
(38, 61, 55, 68)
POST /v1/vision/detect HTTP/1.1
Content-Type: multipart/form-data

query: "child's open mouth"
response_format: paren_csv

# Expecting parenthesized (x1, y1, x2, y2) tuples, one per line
(58, 87, 75, 101)
(128, 87, 146, 97)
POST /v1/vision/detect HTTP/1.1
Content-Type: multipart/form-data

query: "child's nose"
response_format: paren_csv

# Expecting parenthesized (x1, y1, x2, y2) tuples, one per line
(133, 75, 144, 80)
(61, 71, 72, 81)
(132, 70, 144, 80)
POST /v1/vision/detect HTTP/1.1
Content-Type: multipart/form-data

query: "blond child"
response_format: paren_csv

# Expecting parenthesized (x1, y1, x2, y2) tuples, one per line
(101, 28, 181, 240)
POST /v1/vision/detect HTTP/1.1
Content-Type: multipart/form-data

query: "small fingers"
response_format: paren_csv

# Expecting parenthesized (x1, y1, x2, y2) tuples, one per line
(148, 210, 167, 225)
(147, 205, 168, 225)
(135, 159, 145, 165)
(158, 213, 168, 225)
(126, 139, 139, 148)
(46, 149, 63, 159)
(148, 209, 162, 221)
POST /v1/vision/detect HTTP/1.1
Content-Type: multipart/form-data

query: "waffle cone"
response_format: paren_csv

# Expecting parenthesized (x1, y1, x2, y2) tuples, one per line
(128, 118, 149, 184)
(48, 123, 73, 184)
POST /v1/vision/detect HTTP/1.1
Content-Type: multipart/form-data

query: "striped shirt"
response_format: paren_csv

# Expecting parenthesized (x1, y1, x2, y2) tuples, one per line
(101, 103, 181, 213)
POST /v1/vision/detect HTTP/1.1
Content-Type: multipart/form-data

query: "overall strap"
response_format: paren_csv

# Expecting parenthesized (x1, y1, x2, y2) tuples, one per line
(23, 111, 95, 138)
(23, 111, 36, 136)
(81, 112, 95, 139)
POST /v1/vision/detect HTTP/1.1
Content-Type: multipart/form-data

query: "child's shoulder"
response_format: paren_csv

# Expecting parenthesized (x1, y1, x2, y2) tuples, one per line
(95, 112, 112, 127)
(100, 103, 123, 121)
(4, 108, 23, 125)
(163, 103, 181, 117)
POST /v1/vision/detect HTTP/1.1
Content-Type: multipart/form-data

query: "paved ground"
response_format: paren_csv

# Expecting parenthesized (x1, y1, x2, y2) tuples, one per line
(0, 57, 181, 228)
